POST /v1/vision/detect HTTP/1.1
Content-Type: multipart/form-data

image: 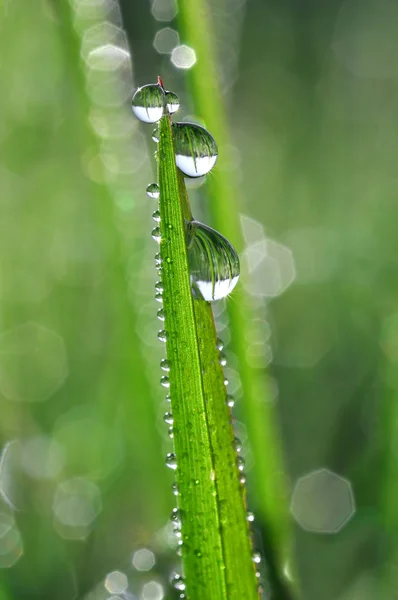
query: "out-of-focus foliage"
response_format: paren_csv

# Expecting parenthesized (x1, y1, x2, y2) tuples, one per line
(1, 0, 398, 598)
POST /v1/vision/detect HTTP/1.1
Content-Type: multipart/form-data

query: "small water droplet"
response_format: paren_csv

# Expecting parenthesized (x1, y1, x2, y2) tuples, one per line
(224, 377, 229, 386)
(155, 281, 164, 293)
(158, 330, 168, 342)
(171, 574, 186, 591)
(247, 511, 255, 522)
(160, 376, 170, 388)
(157, 267, 164, 277)
(173, 122, 218, 177)
(171, 508, 182, 528)
(234, 437, 242, 452)
(157, 308, 165, 321)
(176, 545, 183, 557)
(164, 412, 174, 424)
(160, 358, 171, 371)
(155, 292, 163, 303)
(152, 125, 160, 143)
(165, 452, 177, 470)
(152, 227, 162, 243)
(132, 83, 165, 123)
(168, 426, 174, 438)
(253, 551, 262, 564)
(187, 221, 240, 301)
(146, 182, 160, 199)
(219, 352, 227, 366)
(239, 473, 246, 484)
(226, 395, 235, 408)
(152, 210, 161, 222)
(194, 549, 202, 558)
(216, 338, 224, 351)
(166, 90, 180, 114)
(155, 252, 162, 265)
(166, 394, 171, 402)
(237, 456, 245, 472)
(172, 482, 179, 496)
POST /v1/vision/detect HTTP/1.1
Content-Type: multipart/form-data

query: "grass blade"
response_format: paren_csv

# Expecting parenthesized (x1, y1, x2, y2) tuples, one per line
(156, 108, 259, 599)
(177, 0, 298, 596)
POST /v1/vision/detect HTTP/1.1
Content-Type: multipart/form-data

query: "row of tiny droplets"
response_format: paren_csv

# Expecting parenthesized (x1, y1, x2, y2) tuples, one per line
(132, 81, 263, 595)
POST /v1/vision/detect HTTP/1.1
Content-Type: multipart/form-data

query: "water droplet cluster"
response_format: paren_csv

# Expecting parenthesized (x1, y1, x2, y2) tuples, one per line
(132, 79, 259, 592)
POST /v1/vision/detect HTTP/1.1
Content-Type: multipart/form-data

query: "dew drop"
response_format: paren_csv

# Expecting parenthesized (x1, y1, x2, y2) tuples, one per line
(146, 182, 160, 199)
(239, 473, 246, 484)
(152, 210, 161, 222)
(164, 412, 174, 425)
(155, 252, 162, 265)
(176, 545, 183, 557)
(166, 90, 180, 114)
(165, 452, 177, 470)
(172, 482, 179, 496)
(219, 352, 227, 367)
(168, 426, 174, 438)
(187, 221, 240, 301)
(158, 330, 168, 342)
(157, 308, 165, 321)
(171, 574, 186, 591)
(152, 125, 160, 143)
(247, 511, 255, 522)
(224, 377, 229, 386)
(253, 551, 262, 564)
(155, 292, 163, 303)
(165, 394, 171, 403)
(160, 376, 170, 388)
(237, 456, 245, 472)
(194, 549, 202, 558)
(160, 358, 171, 371)
(216, 338, 224, 351)
(132, 84, 165, 123)
(226, 395, 235, 408)
(155, 281, 164, 293)
(234, 437, 242, 452)
(152, 227, 162, 243)
(173, 122, 218, 177)
(171, 508, 182, 527)
(157, 266, 164, 277)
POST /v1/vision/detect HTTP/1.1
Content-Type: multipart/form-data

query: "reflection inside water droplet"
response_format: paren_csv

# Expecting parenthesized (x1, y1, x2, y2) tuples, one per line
(187, 221, 240, 302)
(152, 228, 162, 243)
(132, 84, 165, 123)
(146, 183, 160, 199)
(172, 122, 218, 177)
(165, 90, 180, 114)
(165, 453, 177, 470)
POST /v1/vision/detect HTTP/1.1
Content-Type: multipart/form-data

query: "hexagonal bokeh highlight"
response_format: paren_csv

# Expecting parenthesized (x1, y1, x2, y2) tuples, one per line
(132, 548, 155, 571)
(151, 0, 178, 22)
(153, 27, 179, 54)
(0, 512, 24, 568)
(242, 238, 296, 297)
(171, 45, 197, 69)
(53, 477, 102, 540)
(104, 570, 128, 594)
(142, 580, 164, 600)
(290, 468, 355, 533)
(0, 322, 68, 403)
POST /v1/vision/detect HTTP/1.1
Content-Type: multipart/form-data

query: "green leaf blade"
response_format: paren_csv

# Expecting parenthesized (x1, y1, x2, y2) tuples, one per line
(157, 113, 259, 600)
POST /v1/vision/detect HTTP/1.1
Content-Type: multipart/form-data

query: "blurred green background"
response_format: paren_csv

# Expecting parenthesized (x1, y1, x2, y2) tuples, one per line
(1, 0, 398, 598)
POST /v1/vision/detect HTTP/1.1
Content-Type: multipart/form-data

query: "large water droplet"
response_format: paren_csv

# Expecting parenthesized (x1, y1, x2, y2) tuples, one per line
(166, 90, 180, 114)
(132, 84, 165, 123)
(172, 122, 218, 177)
(166, 453, 177, 470)
(152, 227, 162, 243)
(146, 183, 160, 199)
(187, 221, 240, 301)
